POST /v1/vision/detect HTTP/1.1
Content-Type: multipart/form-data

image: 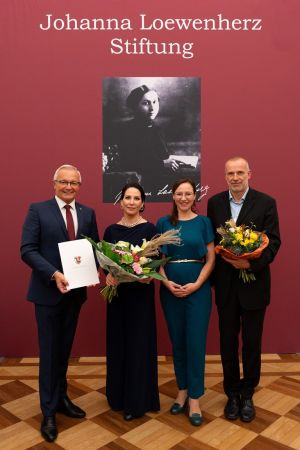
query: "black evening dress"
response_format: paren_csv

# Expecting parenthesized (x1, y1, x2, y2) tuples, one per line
(103, 222, 160, 416)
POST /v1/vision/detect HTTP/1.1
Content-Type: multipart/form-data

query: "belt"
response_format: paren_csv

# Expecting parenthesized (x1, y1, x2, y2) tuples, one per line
(168, 258, 205, 263)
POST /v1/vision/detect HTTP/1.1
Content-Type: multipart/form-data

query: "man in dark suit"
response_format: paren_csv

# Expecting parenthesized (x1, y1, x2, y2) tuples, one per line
(207, 157, 281, 423)
(21, 164, 99, 442)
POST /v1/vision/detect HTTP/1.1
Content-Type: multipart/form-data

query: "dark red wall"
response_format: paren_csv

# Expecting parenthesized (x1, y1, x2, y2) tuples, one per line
(1, 0, 299, 356)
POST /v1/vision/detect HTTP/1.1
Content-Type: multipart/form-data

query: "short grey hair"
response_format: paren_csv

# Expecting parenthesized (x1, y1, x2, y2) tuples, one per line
(53, 164, 82, 182)
(224, 157, 251, 173)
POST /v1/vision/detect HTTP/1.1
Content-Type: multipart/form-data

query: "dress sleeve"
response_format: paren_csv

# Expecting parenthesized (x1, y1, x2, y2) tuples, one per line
(156, 217, 163, 233)
(203, 217, 215, 244)
(103, 226, 112, 243)
(155, 216, 170, 255)
(147, 223, 159, 239)
(156, 216, 169, 234)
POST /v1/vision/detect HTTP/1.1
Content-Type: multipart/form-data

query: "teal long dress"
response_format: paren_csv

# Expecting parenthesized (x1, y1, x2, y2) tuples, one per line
(156, 215, 214, 398)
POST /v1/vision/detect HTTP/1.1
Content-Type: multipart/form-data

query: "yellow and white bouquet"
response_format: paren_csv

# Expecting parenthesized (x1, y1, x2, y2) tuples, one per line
(215, 219, 269, 282)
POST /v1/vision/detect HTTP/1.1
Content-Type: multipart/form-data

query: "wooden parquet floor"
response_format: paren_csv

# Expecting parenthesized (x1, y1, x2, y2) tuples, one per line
(1, 354, 300, 450)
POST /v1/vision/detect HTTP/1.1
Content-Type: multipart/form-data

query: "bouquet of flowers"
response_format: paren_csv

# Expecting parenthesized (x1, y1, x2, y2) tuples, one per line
(215, 219, 269, 282)
(86, 229, 181, 302)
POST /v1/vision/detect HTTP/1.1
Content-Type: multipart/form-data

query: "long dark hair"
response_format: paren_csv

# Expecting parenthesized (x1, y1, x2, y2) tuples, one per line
(120, 182, 146, 211)
(170, 179, 197, 225)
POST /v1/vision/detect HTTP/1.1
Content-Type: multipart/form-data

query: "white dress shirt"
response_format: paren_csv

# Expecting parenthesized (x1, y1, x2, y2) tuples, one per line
(229, 188, 249, 223)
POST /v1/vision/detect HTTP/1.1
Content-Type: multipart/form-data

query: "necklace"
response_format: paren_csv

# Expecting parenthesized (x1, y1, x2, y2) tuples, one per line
(120, 216, 143, 228)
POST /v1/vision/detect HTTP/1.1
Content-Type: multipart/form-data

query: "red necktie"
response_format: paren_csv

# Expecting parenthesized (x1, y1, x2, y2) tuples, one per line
(64, 205, 76, 240)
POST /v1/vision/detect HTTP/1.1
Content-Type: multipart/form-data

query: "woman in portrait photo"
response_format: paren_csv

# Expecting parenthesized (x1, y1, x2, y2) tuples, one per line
(117, 85, 181, 187)
(103, 77, 200, 203)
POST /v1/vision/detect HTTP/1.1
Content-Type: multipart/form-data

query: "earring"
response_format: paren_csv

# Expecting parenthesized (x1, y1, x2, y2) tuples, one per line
(140, 205, 145, 212)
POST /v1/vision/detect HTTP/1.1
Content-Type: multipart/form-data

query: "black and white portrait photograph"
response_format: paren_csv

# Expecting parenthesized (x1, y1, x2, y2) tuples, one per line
(102, 77, 201, 202)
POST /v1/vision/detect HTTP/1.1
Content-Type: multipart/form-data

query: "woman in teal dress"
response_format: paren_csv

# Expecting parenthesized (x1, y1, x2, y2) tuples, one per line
(157, 179, 215, 426)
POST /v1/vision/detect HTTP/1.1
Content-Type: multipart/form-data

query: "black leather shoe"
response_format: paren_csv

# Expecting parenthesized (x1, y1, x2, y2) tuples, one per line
(224, 396, 240, 420)
(57, 396, 86, 418)
(189, 412, 203, 426)
(123, 412, 142, 421)
(170, 399, 187, 415)
(41, 415, 57, 442)
(240, 398, 256, 422)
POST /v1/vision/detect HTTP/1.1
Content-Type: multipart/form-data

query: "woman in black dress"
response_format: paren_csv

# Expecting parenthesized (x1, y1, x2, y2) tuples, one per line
(103, 182, 160, 420)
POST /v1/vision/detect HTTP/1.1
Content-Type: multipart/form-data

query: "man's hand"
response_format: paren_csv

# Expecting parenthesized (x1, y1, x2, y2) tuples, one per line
(222, 256, 250, 269)
(54, 271, 69, 293)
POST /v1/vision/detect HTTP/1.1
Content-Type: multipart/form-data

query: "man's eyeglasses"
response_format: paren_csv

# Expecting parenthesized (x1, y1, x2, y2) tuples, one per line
(55, 180, 81, 187)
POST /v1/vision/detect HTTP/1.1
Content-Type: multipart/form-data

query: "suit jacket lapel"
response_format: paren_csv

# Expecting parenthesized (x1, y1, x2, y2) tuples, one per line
(236, 188, 256, 225)
(75, 203, 83, 239)
(220, 191, 232, 222)
(49, 198, 69, 239)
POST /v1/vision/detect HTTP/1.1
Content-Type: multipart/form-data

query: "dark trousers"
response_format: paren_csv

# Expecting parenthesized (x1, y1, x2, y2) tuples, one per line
(217, 290, 266, 399)
(161, 285, 212, 399)
(35, 296, 82, 416)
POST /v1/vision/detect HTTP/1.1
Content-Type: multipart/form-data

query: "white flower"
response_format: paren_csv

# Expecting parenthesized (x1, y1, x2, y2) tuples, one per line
(139, 256, 149, 265)
(226, 219, 236, 227)
(130, 244, 143, 253)
(141, 238, 149, 250)
(116, 241, 129, 248)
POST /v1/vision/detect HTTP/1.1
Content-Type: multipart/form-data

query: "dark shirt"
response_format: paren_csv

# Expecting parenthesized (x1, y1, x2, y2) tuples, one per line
(117, 119, 169, 175)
